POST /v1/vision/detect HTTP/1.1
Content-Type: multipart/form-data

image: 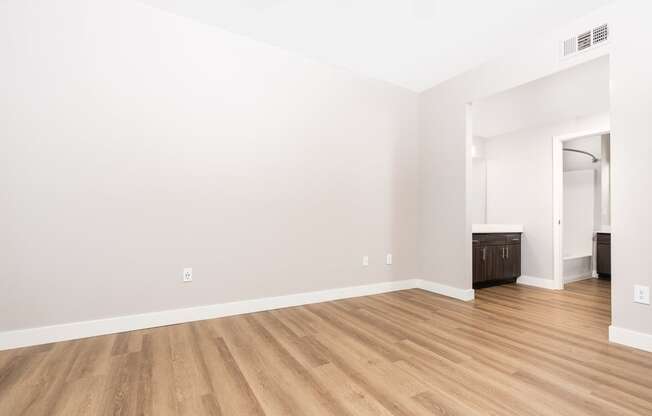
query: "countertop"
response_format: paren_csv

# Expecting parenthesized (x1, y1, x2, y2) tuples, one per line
(472, 224, 523, 234)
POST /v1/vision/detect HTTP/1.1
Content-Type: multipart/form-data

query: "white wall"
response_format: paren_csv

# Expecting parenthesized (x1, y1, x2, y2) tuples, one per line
(420, 0, 652, 344)
(563, 136, 602, 171)
(483, 113, 608, 281)
(600, 134, 611, 228)
(563, 170, 595, 258)
(471, 158, 487, 224)
(471, 136, 487, 224)
(0, 0, 419, 331)
(474, 56, 610, 138)
(471, 58, 609, 229)
(563, 134, 608, 231)
(610, 0, 652, 337)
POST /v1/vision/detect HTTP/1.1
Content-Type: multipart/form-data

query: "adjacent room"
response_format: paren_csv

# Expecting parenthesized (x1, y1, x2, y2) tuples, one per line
(2, 1, 652, 415)
(470, 57, 610, 291)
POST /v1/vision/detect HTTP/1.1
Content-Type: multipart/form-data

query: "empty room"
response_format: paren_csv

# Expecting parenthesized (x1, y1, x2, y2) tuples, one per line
(1, 1, 651, 415)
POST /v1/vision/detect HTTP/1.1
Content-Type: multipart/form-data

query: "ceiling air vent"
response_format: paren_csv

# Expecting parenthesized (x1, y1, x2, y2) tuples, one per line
(561, 23, 609, 58)
(577, 31, 592, 51)
(563, 37, 577, 56)
(593, 23, 609, 44)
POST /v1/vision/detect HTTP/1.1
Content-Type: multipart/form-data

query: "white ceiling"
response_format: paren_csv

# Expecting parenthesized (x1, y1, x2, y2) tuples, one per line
(138, 0, 611, 91)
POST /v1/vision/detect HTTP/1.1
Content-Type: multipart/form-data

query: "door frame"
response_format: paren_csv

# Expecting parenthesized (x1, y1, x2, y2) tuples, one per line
(552, 124, 610, 290)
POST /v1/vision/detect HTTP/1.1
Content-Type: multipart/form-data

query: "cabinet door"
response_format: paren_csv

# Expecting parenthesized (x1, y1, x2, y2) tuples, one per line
(473, 245, 487, 283)
(504, 244, 521, 278)
(473, 245, 491, 283)
(486, 246, 505, 281)
(597, 243, 611, 275)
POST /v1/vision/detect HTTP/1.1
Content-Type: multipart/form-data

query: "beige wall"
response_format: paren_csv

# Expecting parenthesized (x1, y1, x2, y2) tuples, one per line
(0, 0, 419, 331)
(610, 1, 652, 336)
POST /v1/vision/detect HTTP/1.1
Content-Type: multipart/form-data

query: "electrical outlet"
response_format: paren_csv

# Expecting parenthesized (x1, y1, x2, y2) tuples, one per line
(634, 285, 650, 305)
(386, 253, 393, 265)
(183, 268, 192, 282)
(362, 256, 369, 267)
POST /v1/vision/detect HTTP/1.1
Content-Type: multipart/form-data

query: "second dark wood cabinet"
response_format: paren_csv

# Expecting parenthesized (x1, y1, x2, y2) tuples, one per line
(596, 232, 611, 277)
(473, 233, 522, 288)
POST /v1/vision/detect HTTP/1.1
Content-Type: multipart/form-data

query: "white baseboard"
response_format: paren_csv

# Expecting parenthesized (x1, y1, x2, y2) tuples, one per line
(0, 278, 473, 351)
(517, 275, 561, 290)
(417, 279, 475, 301)
(563, 274, 595, 283)
(609, 325, 652, 353)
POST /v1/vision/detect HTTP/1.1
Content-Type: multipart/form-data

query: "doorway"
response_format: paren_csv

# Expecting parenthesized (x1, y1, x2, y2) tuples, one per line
(552, 127, 611, 290)
(468, 56, 610, 294)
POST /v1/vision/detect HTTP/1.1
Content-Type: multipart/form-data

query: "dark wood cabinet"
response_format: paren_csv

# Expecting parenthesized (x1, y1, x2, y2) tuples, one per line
(596, 232, 611, 277)
(472, 244, 487, 283)
(473, 233, 522, 288)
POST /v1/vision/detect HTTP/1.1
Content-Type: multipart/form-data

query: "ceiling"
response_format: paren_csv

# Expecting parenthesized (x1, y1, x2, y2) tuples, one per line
(139, 0, 612, 92)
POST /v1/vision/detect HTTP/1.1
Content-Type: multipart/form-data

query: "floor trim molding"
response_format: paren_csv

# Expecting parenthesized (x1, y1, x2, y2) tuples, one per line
(417, 279, 475, 301)
(0, 278, 472, 351)
(517, 275, 560, 290)
(609, 325, 652, 353)
(563, 274, 596, 283)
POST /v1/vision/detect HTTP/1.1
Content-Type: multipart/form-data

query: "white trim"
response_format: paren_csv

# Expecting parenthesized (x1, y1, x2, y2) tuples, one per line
(465, 103, 475, 299)
(517, 275, 561, 290)
(552, 125, 610, 292)
(553, 136, 564, 290)
(609, 325, 652, 353)
(563, 253, 592, 261)
(0, 278, 473, 351)
(417, 279, 475, 302)
(563, 274, 595, 283)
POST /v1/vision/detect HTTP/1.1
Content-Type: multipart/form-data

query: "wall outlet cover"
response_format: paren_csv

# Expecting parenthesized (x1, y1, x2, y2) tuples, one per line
(183, 268, 193, 282)
(634, 285, 650, 305)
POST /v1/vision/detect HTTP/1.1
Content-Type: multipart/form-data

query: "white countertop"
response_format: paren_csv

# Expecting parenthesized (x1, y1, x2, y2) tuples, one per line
(595, 226, 611, 234)
(472, 224, 523, 233)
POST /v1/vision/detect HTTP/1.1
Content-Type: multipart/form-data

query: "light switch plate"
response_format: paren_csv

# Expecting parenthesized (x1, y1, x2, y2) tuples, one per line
(386, 254, 393, 265)
(634, 285, 650, 305)
(362, 256, 369, 267)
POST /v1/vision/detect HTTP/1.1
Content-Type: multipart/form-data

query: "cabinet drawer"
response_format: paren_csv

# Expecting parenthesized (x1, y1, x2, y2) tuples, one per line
(473, 234, 506, 245)
(596, 233, 611, 244)
(505, 234, 521, 244)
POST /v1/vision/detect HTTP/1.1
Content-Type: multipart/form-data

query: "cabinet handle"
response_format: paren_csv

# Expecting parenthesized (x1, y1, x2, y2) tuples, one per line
(512, 238, 520, 241)
(502, 247, 505, 259)
(473, 240, 480, 243)
(506, 247, 509, 259)
(482, 247, 486, 261)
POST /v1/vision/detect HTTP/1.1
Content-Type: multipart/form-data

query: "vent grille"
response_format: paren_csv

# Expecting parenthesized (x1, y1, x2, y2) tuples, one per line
(563, 37, 577, 56)
(593, 23, 608, 44)
(578, 31, 592, 51)
(561, 23, 609, 58)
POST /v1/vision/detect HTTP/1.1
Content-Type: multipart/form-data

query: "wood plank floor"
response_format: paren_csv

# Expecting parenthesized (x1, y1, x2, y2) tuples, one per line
(1, 278, 652, 415)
